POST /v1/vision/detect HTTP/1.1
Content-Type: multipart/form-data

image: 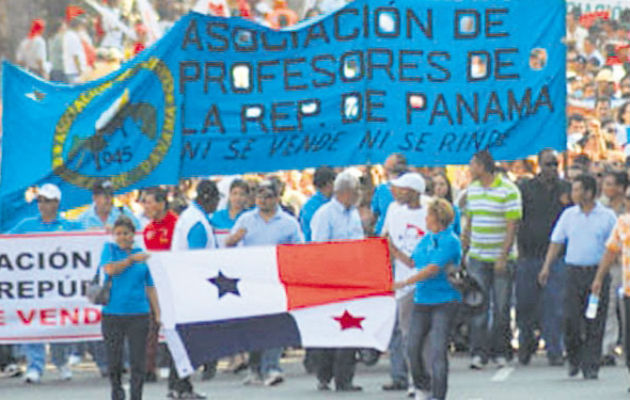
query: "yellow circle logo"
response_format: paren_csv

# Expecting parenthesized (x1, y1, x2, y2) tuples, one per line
(52, 57, 176, 191)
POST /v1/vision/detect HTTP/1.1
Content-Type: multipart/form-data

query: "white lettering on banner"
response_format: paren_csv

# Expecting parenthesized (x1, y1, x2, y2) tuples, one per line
(0, 232, 141, 343)
(566, 0, 628, 19)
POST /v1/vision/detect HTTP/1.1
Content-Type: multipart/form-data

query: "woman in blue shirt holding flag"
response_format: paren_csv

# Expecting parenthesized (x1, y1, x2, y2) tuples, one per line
(393, 199, 461, 400)
(100, 216, 160, 400)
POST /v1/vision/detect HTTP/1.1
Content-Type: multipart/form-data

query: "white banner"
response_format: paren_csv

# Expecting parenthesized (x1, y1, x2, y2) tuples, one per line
(0, 232, 115, 343)
(567, 0, 629, 19)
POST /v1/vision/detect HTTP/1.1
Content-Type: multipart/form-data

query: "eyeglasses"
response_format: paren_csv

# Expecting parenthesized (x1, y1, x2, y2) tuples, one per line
(544, 161, 559, 167)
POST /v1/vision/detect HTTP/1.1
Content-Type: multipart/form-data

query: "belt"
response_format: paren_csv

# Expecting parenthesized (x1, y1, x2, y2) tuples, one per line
(566, 264, 597, 269)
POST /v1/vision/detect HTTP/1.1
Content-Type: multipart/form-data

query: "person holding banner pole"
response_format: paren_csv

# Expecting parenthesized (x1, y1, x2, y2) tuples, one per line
(226, 180, 303, 387)
(77, 180, 139, 377)
(393, 198, 462, 400)
(298, 166, 336, 374)
(100, 216, 159, 400)
(309, 171, 364, 392)
(167, 180, 221, 399)
(381, 173, 428, 394)
(9, 183, 82, 384)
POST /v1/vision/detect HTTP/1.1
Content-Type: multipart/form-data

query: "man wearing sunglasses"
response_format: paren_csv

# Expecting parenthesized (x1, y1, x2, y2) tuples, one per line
(516, 149, 572, 367)
(225, 180, 303, 387)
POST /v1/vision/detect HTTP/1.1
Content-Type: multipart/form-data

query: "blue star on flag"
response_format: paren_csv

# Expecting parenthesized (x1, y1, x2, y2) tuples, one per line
(208, 271, 241, 298)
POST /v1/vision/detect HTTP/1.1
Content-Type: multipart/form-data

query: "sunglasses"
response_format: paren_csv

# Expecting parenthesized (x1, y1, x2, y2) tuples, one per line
(37, 197, 57, 203)
(256, 192, 275, 199)
(544, 161, 559, 167)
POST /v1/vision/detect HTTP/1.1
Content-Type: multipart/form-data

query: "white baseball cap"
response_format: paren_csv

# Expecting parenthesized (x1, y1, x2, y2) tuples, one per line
(390, 173, 426, 194)
(37, 183, 62, 201)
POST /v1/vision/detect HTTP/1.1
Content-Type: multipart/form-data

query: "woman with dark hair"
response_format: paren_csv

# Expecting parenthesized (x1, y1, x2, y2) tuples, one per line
(100, 216, 160, 400)
(431, 172, 461, 235)
(211, 179, 250, 247)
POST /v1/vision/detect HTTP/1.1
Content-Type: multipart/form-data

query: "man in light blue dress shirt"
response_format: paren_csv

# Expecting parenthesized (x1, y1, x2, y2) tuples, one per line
(540, 174, 617, 380)
(78, 181, 139, 230)
(226, 180, 303, 387)
(309, 171, 364, 392)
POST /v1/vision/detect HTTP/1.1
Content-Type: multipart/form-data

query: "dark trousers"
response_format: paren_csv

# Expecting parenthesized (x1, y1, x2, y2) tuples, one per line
(565, 267, 610, 375)
(408, 303, 456, 400)
(516, 257, 566, 358)
(313, 348, 357, 388)
(145, 312, 159, 374)
(0, 345, 15, 368)
(102, 314, 150, 400)
(468, 258, 514, 360)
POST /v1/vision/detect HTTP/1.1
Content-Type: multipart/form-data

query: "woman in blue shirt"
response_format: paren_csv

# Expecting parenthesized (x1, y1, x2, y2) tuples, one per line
(210, 179, 249, 247)
(393, 199, 461, 400)
(100, 216, 160, 400)
(431, 172, 461, 235)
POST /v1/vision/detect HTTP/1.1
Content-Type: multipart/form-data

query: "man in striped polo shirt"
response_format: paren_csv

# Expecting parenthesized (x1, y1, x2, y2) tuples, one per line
(462, 150, 522, 369)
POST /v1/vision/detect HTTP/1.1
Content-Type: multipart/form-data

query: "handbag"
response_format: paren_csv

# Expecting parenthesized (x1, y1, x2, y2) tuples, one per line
(86, 244, 113, 305)
(446, 260, 485, 314)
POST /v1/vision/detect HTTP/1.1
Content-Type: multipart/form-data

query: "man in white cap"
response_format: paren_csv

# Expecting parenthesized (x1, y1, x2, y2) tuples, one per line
(380, 172, 427, 396)
(9, 183, 82, 383)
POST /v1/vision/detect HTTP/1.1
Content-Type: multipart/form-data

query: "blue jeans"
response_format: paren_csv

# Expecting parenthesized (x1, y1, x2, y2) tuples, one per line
(515, 257, 565, 358)
(467, 258, 515, 361)
(408, 303, 456, 400)
(389, 317, 408, 384)
(250, 348, 283, 378)
(21, 343, 73, 374)
(389, 291, 414, 384)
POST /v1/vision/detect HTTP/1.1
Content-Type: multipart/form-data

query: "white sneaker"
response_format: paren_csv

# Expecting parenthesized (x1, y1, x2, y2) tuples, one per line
(242, 372, 263, 385)
(3, 363, 21, 378)
(407, 386, 416, 398)
(59, 365, 72, 381)
(24, 369, 41, 384)
(263, 370, 284, 386)
(67, 354, 81, 366)
(494, 356, 508, 368)
(470, 355, 484, 370)
(414, 390, 431, 400)
(158, 367, 170, 379)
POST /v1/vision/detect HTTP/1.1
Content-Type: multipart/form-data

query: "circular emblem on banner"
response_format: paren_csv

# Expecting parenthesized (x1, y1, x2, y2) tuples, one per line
(51, 57, 176, 191)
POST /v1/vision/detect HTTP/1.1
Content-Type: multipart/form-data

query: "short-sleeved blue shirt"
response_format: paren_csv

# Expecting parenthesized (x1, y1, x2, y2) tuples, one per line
(411, 228, 462, 305)
(299, 191, 330, 242)
(550, 202, 616, 266)
(451, 205, 462, 236)
(211, 208, 245, 230)
(78, 204, 140, 229)
(99, 242, 154, 315)
(372, 183, 394, 235)
(231, 206, 303, 246)
(9, 215, 82, 233)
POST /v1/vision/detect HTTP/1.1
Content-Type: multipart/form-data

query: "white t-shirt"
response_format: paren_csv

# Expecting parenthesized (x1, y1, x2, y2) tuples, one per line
(100, 8, 124, 49)
(16, 36, 47, 73)
(62, 30, 87, 76)
(382, 202, 427, 299)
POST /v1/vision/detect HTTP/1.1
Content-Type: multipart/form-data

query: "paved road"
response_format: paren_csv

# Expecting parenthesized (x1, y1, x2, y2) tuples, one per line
(1, 352, 628, 400)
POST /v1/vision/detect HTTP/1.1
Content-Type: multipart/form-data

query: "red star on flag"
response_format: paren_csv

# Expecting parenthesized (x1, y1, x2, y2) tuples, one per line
(333, 310, 365, 330)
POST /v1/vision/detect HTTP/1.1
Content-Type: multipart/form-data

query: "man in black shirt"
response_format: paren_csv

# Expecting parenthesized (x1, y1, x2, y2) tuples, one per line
(516, 149, 571, 366)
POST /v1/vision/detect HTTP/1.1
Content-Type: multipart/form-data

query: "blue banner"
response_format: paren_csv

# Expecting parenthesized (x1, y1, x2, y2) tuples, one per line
(1, 0, 566, 230)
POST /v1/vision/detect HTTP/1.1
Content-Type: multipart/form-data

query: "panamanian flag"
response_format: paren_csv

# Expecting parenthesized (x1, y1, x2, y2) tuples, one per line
(148, 238, 396, 377)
